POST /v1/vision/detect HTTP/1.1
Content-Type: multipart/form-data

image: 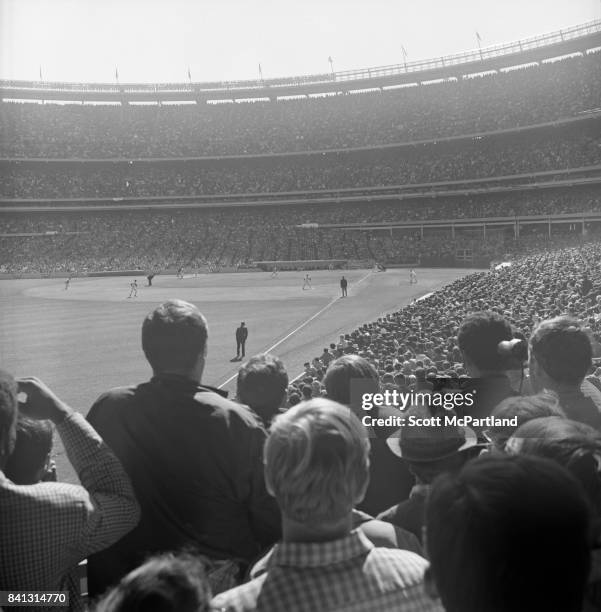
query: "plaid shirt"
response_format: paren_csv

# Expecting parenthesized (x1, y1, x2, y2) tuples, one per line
(211, 530, 443, 612)
(0, 412, 140, 612)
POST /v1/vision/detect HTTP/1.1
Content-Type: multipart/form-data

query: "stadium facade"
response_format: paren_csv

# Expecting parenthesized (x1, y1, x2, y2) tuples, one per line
(1, 20, 600, 275)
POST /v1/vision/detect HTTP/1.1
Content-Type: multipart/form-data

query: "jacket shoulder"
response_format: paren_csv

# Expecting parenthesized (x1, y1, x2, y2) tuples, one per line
(195, 391, 263, 428)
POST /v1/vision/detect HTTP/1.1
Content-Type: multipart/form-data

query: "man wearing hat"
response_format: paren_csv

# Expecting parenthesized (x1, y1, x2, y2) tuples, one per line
(377, 403, 479, 543)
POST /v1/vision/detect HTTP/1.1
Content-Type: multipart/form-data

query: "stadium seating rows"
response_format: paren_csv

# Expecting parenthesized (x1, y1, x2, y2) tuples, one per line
(2, 130, 599, 199)
(1, 53, 599, 158)
(290, 239, 601, 395)
(1, 188, 599, 273)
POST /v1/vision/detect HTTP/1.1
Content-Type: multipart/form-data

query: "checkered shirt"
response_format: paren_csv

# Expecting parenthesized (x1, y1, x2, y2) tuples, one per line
(211, 529, 443, 612)
(0, 412, 140, 611)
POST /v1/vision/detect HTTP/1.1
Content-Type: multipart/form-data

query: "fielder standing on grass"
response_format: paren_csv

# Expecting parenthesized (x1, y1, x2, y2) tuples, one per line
(340, 275, 348, 297)
(128, 279, 138, 298)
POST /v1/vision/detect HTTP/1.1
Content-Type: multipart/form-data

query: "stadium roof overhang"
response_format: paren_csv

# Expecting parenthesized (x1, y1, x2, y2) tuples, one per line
(1, 20, 600, 103)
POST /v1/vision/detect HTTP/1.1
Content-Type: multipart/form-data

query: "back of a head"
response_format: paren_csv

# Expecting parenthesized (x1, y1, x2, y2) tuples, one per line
(236, 353, 288, 416)
(488, 393, 565, 450)
(264, 398, 369, 526)
(457, 311, 513, 372)
(509, 416, 601, 517)
(0, 369, 18, 467)
(141, 300, 208, 374)
(426, 454, 590, 612)
(94, 553, 211, 612)
(323, 354, 379, 407)
(301, 384, 313, 399)
(530, 316, 592, 387)
(4, 416, 53, 485)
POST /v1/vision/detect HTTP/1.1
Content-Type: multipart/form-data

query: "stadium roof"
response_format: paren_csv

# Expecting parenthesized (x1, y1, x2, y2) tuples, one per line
(1, 20, 600, 103)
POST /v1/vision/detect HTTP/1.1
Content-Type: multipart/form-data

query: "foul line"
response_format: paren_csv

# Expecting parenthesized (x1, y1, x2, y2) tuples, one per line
(218, 270, 373, 389)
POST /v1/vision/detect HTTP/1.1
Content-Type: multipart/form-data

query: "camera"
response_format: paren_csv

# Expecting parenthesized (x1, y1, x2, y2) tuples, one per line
(497, 338, 528, 369)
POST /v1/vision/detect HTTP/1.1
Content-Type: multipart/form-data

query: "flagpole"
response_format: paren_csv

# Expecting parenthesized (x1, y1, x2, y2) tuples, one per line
(39, 65, 45, 105)
(401, 46, 408, 72)
(258, 63, 263, 84)
(328, 56, 334, 80)
(475, 32, 483, 60)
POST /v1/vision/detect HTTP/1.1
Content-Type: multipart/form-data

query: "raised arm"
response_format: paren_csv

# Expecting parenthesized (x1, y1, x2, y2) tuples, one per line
(17, 377, 140, 558)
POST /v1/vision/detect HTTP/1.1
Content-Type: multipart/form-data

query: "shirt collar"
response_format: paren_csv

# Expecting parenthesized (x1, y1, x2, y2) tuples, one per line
(150, 373, 228, 398)
(268, 529, 374, 569)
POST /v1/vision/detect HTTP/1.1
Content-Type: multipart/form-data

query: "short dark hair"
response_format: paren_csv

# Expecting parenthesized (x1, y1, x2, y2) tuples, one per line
(236, 354, 288, 423)
(0, 369, 18, 465)
(510, 416, 601, 517)
(426, 454, 590, 612)
(93, 552, 211, 612)
(488, 393, 564, 450)
(4, 416, 53, 485)
(323, 355, 379, 407)
(530, 317, 592, 385)
(457, 311, 513, 371)
(288, 392, 301, 406)
(142, 300, 208, 373)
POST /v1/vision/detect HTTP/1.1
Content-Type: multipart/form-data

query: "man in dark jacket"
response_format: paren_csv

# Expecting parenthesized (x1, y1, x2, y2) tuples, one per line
(236, 322, 248, 360)
(86, 301, 280, 596)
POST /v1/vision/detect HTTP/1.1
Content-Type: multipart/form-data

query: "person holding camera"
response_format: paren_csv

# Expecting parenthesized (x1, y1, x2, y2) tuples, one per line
(0, 370, 140, 611)
(457, 311, 522, 429)
(4, 415, 55, 484)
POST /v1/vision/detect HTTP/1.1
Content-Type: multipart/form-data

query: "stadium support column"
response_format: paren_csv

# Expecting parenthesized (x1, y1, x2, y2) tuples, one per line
(451, 224, 455, 239)
(548, 219, 552, 238)
(483, 224, 486, 240)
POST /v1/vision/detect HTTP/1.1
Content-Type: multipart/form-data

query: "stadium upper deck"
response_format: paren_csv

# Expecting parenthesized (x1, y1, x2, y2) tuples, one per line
(1, 20, 600, 103)
(0, 20, 599, 234)
(1, 50, 600, 159)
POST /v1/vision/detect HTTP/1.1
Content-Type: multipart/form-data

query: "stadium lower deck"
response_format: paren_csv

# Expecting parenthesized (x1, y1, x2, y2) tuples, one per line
(1, 267, 477, 483)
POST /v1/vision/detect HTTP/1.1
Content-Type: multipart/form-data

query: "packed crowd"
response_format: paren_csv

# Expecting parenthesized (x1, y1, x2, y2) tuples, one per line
(3, 238, 601, 609)
(4, 36, 601, 612)
(1, 53, 599, 158)
(1, 187, 599, 273)
(287, 241, 601, 404)
(2, 129, 599, 200)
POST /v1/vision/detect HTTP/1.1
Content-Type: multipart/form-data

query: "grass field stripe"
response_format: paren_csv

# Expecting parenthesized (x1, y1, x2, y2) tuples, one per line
(217, 271, 373, 389)
(287, 282, 436, 385)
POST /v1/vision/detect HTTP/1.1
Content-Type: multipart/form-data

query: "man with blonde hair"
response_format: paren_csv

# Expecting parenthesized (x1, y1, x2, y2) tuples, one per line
(212, 398, 440, 612)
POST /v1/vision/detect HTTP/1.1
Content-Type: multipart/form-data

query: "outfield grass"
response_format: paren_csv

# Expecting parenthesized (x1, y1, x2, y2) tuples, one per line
(0, 267, 478, 483)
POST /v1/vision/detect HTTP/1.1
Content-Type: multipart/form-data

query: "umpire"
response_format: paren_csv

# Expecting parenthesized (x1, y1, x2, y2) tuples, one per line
(340, 276, 348, 297)
(236, 322, 248, 360)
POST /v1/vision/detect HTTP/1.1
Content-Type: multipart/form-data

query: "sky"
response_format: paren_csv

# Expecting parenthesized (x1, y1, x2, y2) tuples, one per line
(1, 0, 599, 84)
